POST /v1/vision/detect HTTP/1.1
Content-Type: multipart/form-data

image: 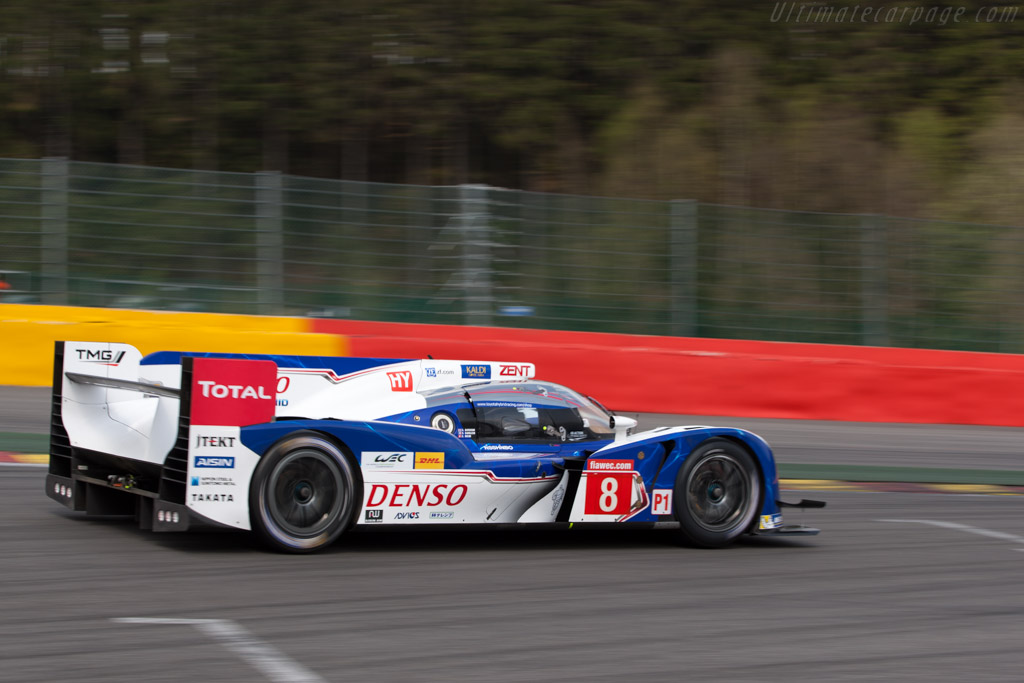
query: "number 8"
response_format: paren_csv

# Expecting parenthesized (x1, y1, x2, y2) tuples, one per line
(599, 476, 618, 512)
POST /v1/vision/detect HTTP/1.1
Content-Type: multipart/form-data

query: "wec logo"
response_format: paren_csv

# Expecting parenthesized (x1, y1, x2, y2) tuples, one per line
(361, 452, 413, 469)
(196, 381, 272, 400)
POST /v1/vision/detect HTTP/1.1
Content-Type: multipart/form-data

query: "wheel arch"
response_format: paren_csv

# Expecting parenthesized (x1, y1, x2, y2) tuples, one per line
(690, 435, 766, 534)
(261, 428, 364, 525)
(249, 429, 363, 552)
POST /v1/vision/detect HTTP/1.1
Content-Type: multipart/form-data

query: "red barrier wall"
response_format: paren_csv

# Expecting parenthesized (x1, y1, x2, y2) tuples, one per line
(311, 320, 1024, 427)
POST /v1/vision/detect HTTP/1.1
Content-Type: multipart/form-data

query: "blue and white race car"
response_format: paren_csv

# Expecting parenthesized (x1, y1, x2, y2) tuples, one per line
(46, 341, 823, 552)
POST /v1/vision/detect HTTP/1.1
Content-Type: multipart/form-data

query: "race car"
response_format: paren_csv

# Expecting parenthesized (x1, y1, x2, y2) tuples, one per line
(45, 341, 823, 553)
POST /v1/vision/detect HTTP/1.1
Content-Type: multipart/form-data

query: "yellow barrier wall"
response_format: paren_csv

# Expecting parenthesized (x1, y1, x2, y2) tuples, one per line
(0, 304, 348, 386)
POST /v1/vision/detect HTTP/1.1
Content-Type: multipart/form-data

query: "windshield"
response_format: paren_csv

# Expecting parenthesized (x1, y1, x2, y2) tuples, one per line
(461, 382, 616, 442)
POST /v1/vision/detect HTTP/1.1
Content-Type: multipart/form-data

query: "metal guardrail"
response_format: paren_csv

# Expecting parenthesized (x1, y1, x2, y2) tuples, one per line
(1, 157, 1022, 353)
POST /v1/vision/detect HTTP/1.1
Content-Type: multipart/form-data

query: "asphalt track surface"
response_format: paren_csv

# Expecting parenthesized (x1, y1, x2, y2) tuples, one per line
(4, 386, 1024, 681)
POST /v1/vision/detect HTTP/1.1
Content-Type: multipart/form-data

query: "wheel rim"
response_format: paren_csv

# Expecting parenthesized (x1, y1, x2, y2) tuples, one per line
(685, 453, 752, 532)
(264, 449, 346, 539)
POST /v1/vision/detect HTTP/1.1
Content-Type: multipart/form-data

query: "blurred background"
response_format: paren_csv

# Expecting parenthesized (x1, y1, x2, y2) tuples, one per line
(1, 0, 1023, 350)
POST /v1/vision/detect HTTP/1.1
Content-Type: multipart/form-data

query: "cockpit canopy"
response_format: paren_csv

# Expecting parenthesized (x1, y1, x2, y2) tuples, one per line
(424, 381, 617, 444)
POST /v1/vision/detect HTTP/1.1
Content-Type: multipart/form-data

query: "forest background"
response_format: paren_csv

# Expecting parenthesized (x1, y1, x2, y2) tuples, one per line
(1, 0, 1022, 223)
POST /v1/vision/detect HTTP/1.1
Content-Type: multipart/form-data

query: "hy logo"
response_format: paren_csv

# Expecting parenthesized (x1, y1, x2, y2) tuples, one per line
(387, 371, 413, 391)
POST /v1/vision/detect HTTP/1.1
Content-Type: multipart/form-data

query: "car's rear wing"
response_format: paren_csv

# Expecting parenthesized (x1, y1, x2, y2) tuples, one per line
(47, 341, 280, 531)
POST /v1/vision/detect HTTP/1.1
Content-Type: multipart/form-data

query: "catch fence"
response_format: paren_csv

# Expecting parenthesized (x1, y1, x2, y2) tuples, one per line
(1, 157, 1022, 353)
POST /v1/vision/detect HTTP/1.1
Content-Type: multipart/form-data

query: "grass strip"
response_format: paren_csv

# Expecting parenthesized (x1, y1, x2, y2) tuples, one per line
(779, 463, 1024, 487)
(0, 432, 49, 454)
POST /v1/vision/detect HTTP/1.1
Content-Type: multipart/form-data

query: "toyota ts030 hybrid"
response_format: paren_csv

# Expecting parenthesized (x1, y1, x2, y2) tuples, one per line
(45, 341, 824, 553)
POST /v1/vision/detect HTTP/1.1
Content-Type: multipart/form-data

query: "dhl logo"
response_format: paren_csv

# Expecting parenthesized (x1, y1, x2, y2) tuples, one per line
(414, 452, 445, 469)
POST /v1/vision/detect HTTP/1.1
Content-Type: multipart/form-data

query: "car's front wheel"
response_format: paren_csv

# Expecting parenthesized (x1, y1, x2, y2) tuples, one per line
(250, 433, 358, 553)
(674, 439, 761, 548)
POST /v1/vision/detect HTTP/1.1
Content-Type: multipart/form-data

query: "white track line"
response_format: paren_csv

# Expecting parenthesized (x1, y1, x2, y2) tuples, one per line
(112, 618, 327, 683)
(878, 519, 1024, 544)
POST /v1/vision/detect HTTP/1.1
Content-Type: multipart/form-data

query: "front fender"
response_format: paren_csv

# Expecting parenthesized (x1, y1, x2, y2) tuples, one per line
(591, 427, 781, 524)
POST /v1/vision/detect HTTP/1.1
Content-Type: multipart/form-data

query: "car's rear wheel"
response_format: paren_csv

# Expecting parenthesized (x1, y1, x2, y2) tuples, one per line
(250, 433, 358, 553)
(674, 439, 761, 548)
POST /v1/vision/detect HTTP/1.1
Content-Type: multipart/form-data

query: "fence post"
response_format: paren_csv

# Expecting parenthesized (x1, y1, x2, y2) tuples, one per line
(255, 171, 284, 315)
(860, 214, 888, 346)
(459, 184, 492, 326)
(670, 199, 698, 337)
(41, 157, 69, 305)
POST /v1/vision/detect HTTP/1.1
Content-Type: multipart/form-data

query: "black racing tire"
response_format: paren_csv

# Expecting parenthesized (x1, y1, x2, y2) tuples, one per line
(674, 439, 762, 548)
(250, 433, 359, 553)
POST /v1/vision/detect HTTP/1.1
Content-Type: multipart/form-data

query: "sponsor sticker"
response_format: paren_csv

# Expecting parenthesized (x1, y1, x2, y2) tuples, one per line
(480, 444, 513, 451)
(192, 475, 235, 487)
(190, 492, 234, 502)
(414, 452, 444, 469)
(190, 357, 277, 427)
(194, 456, 235, 469)
(550, 481, 566, 516)
(74, 348, 126, 366)
(365, 509, 383, 523)
(394, 511, 420, 520)
(386, 370, 413, 391)
(194, 435, 236, 448)
(759, 513, 783, 530)
(586, 459, 633, 471)
(361, 452, 413, 469)
(498, 364, 531, 378)
(429, 511, 455, 520)
(365, 483, 469, 508)
(584, 470, 633, 515)
(425, 367, 437, 378)
(652, 489, 673, 515)
(461, 364, 491, 379)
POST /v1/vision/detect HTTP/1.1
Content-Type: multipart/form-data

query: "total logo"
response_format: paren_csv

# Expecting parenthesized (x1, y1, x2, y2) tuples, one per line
(75, 349, 126, 366)
(387, 370, 413, 392)
(196, 380, 272, 400)
(499, 364, 531, 378)
(190, 357, 277, 428)
(366, 483, 468, 507)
